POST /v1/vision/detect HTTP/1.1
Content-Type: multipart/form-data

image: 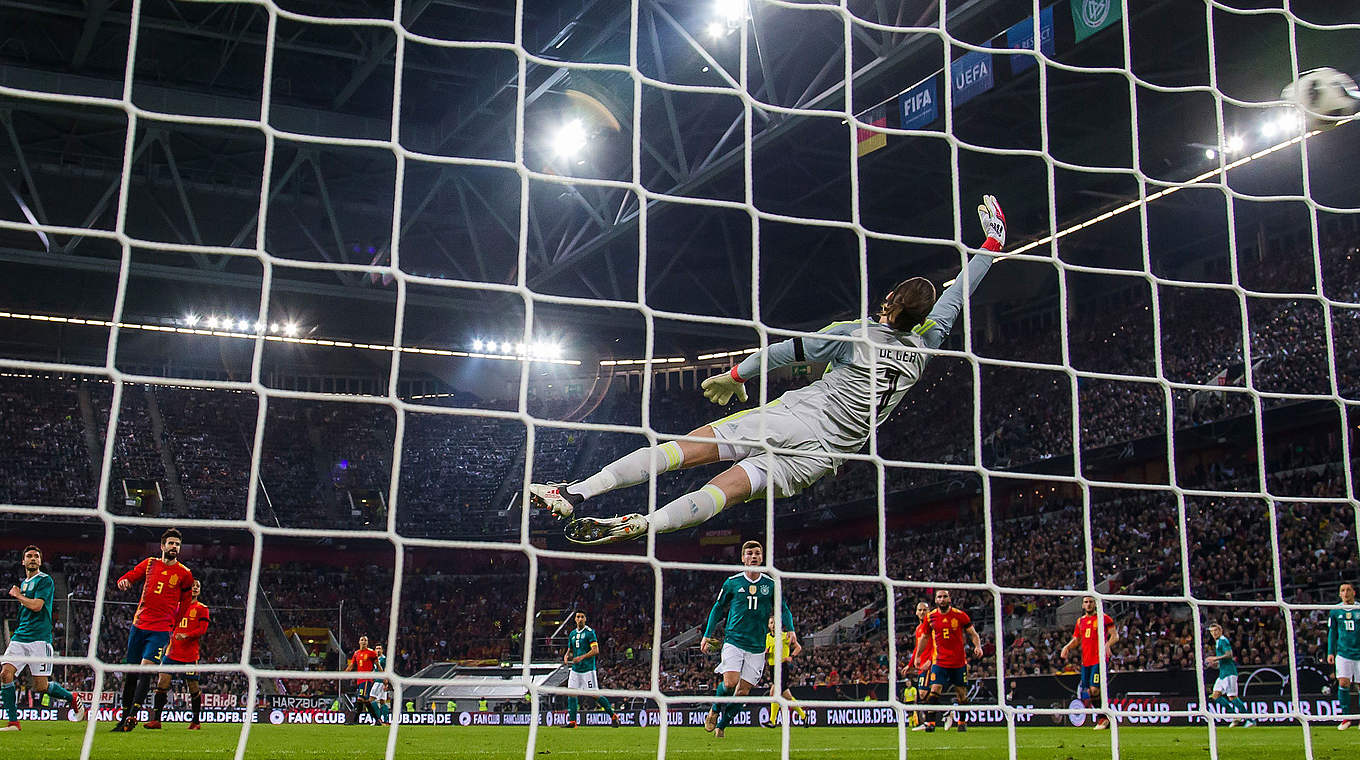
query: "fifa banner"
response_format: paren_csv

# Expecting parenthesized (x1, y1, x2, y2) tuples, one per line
(1070, 0, 1122, 43)
(1004, 5, 1056, 75)
(898, 51, 994, 132)
(899, 75, 939, 131)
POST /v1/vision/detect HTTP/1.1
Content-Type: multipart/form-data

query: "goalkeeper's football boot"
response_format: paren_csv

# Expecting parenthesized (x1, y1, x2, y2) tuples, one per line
(564, 514, 647, 545)
(527, 483, 582, 519)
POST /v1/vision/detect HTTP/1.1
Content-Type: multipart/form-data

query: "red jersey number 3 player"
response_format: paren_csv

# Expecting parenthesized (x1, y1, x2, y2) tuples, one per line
(110, 529, 194, 732)
(921, 589, 981, 732)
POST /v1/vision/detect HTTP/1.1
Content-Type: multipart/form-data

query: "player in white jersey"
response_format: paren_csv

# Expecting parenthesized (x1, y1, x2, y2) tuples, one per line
(529, 197, 1008, 545)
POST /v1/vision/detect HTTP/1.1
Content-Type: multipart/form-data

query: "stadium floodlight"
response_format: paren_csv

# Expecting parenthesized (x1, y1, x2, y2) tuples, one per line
(236, 319, 250, 332)
(1204, 148, 1216, 159)
(472, 339, 484, 352)
(705, 21, 725, 39)
(269, 323, 279, 333)
(551, 119, 588, 159)
(1262, 110, 1303, 138)
(715, 0, 746, 27)
(205, 316, 219, 329)
(283, 322, 298, 336)
(254, 321, 266, 333)
(183, 314, 199, 327)
(1225, 135, 1245, 154)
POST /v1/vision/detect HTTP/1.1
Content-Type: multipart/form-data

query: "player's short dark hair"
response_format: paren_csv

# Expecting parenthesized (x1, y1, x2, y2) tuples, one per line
(160, 528, 182, 544)
(880, 277, 937, 332)
(741, 540, 762, 552)
(22, 545, 40, 557)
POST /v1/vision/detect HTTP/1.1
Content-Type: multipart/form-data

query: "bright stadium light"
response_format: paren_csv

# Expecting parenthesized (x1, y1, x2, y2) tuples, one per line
(705, 21, 725, 39)
(472, 339, 484, 352)
(551, 119, 588, 159)
(205, 316, 219, 329)
(1226, 135, 1245, 154)
(715, 0, 746, 27)
(183, 313, 199, 327)
(269, 322, 279, 333)
(283, 322, 298, 336)
(1204, 148, 1216, 160)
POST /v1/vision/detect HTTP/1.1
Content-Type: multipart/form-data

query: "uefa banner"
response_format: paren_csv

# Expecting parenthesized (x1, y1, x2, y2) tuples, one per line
(15, 698, 1355, 727)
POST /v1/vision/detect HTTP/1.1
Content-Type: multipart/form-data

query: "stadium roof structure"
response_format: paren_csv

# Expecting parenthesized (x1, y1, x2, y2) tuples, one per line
(0, 0, 1358, 371)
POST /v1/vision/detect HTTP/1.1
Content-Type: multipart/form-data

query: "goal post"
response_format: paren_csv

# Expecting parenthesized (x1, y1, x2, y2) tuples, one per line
(0, 2, 1356, 760)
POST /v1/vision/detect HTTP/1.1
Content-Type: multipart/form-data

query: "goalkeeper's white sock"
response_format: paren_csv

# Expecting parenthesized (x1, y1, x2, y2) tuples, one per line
(647, 484, 726, 533)
(568, 442, 685, 500)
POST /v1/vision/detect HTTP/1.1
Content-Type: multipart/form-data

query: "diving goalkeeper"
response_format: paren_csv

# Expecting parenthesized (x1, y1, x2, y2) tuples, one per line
(532, 196, 1008, 545)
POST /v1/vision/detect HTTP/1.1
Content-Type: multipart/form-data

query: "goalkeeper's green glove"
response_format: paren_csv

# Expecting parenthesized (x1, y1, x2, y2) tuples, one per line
(701, 367, 748, 405)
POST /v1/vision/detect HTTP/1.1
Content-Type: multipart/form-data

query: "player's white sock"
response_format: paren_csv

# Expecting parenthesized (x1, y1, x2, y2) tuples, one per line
(648, 484, 726, 533)
(569, 442, 685, 500)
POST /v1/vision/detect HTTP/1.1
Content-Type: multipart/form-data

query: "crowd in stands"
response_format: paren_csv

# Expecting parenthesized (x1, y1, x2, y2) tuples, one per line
(0, 231, 1356, 704)
(1, 242, 1355, 535)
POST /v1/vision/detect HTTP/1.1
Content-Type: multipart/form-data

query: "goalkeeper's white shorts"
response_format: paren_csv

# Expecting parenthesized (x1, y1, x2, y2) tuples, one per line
(1337, 655, 1359, 682)
(716, 643, 766, 686)
(1211, 675, 1238, 697)
(710, 405, 837, 499)
(1, 640, 52, 677)
(567, 669, 599, 691)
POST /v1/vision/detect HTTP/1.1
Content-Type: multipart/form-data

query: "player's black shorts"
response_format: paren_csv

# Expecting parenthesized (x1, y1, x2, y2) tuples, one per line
(355, 680, 375, 699)
(159, 654, 198, 680)
(929, 665, 967, 689)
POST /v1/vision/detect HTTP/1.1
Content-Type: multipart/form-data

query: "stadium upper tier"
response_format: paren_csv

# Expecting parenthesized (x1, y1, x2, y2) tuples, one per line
(1, 234, 1354, 538)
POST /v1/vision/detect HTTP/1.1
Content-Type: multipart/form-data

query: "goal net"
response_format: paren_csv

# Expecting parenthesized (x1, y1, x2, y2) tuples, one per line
(0, 1, 1356, 759)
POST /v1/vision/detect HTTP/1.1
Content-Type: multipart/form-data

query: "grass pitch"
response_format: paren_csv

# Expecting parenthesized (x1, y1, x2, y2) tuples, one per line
(15, 722, 1358, 759)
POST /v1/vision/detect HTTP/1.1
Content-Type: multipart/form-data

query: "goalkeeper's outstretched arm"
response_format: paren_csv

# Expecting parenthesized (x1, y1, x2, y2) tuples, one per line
(918, 195, 1006, 350)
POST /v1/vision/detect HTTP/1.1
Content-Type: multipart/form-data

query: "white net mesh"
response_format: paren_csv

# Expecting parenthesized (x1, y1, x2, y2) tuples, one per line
(0, 1, 1358, 759)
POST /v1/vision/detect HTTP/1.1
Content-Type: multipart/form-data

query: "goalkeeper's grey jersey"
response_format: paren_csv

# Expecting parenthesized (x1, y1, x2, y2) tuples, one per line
(771, 322, 928, 453)
(733, 253, 994, 454)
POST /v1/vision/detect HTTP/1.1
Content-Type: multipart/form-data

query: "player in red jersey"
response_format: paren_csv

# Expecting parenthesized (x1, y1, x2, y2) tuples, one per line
(146, 579, 210, 730)
(1060, 595, 1118, 730)
(906, 601, 935, 731)
(916, 589, 981, 732)
(345, 636, 382, 725)
(110, 529, 194, 732)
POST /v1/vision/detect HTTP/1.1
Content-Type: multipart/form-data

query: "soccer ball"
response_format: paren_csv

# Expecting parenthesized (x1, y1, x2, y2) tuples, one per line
(1282, 67, 1360, 131)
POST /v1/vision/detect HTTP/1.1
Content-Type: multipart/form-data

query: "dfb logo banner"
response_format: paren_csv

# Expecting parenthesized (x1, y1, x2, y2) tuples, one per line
(1071, 0, 1123, 42)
